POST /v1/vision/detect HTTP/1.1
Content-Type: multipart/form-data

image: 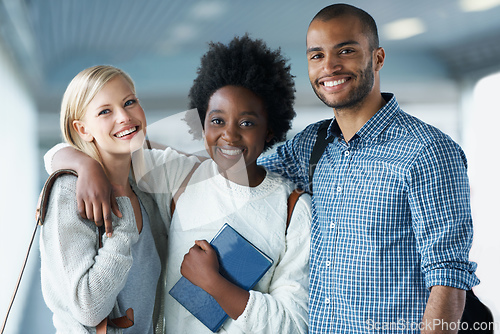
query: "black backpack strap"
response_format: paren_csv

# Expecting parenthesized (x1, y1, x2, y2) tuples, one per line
(459, 289, 494, 334)
(308, 119, 333, 186)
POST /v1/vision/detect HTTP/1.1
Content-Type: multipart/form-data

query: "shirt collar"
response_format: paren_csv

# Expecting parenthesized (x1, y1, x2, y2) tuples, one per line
(326, 93, 399, 143)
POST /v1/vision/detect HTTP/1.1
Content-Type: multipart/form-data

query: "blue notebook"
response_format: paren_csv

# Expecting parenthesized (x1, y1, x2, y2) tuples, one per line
(169, 223, 274, 332)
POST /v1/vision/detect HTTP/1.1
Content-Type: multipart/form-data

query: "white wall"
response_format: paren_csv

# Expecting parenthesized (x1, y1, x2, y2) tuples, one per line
(0, 41, 40, 333)
(463, 72, 500, 323)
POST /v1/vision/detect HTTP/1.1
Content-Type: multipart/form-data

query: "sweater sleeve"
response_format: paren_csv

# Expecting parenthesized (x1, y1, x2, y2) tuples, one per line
(43, 142, 70, 174)
(232, 194, 311, 334)
(40, 175, 139, 327)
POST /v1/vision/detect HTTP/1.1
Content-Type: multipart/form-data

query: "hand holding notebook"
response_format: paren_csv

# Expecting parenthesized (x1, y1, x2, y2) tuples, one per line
(170, 223, 274, 332)
(180, 239, 221, 290)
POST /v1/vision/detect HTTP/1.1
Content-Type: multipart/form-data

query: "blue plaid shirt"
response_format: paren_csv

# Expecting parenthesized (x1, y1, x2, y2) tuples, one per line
(259, 93, 479, 333)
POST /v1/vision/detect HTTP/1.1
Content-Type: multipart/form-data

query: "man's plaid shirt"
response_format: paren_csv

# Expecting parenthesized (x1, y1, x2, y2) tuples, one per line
(259, 93, 479, 333)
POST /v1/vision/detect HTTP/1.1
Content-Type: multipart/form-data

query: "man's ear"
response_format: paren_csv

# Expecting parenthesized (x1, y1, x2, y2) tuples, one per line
(374, 47, 385, 71)
(72, 120, 94, 142)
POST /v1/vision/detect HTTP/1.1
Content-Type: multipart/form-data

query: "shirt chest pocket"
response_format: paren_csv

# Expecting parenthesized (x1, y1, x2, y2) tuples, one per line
(344, 161, 412, 231)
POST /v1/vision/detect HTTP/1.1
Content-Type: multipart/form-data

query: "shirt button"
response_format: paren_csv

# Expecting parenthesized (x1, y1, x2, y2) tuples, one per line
(325, 298, 330, 304)
(336, 186, 342, 193)
(344, 150, 350, 157)
(330, 222, 335, 228)
(325, 260, 331, 267)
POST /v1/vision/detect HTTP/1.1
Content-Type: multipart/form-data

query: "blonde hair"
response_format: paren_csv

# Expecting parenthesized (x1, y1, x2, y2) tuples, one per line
(60, 65, 136, 165)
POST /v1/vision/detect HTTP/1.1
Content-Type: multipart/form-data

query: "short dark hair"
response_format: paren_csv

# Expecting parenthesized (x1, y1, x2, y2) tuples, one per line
(187, 34, 296, 151)
(312, 3, 379, 50)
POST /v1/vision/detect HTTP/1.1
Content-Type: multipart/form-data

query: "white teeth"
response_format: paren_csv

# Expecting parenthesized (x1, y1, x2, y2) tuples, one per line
(115, 127, 137, 138)
(324, 78, 347, 87)
(220, 148, 242, 156)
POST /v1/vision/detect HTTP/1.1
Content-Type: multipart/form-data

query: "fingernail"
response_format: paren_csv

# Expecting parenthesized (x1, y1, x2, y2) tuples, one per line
(107, 233, 112, 238)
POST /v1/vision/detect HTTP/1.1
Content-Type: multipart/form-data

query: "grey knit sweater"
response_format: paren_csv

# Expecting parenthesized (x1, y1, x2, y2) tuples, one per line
(40, 174, 168, 334)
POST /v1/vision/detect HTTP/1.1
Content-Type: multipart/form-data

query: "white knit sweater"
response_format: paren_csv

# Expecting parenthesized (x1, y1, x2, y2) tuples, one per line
(156, 159, 312, 334)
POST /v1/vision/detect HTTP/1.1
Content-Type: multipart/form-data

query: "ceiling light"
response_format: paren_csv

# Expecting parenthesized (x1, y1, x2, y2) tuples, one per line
(459, 0, 500, 12)
(383, 18, 426, 40)
(190, 1, 227, 20)
(171, 24, 197, 42)
(157, 23, 198, 55)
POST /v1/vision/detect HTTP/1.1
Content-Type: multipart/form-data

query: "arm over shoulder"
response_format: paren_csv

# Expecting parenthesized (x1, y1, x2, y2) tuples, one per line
(131, 147, 199, 224)
(258, 122, 323, 190)
(43, 143, 70, 174)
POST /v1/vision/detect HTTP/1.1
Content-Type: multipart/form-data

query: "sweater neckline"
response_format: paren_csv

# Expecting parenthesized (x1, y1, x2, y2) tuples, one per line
(207, 160, 282, 200)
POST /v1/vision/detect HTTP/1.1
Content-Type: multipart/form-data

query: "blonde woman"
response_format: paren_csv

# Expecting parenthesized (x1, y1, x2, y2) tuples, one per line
(39, 65, 196, 333)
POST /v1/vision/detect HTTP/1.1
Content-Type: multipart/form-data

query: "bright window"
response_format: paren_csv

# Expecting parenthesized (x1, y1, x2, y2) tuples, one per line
(467, 72, 500, 320)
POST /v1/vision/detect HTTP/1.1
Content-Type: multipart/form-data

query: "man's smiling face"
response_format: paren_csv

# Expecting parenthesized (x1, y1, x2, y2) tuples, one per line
(306, 15, 378, 111)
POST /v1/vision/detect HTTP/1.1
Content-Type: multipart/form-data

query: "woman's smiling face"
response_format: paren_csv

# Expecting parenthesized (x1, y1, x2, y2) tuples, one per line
(73, 75, 146, 159)
(203, 85, 272, 183)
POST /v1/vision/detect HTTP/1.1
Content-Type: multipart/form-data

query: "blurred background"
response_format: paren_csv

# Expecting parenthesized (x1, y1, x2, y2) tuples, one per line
(1, 0, 499, 332)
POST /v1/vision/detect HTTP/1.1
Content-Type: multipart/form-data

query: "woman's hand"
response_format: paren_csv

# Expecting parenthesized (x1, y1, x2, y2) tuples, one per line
(52, 146, 121, 236)
(180, 240, 250, 320)
(76, 162, 121, 237)
(180, 240, 221, 292)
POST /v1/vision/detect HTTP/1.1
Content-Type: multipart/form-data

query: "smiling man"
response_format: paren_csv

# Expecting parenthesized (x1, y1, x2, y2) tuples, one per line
(259, 4, 479, 333)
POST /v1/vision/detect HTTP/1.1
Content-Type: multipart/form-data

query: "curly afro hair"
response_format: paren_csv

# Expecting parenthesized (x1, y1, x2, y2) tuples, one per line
(186, 34, 296, 151)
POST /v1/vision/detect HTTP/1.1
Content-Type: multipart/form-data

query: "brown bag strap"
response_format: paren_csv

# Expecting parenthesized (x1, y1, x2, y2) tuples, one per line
(95, 318, 107, 334)
(36, 169, 79, 225)
(286, 189, 303, 235)
(108, 308, 135, 328)
(1, 169, 78, 334)
(170, 163, 200, 217)
(0, 168, 133, 334)
(96, 308, 135, 334)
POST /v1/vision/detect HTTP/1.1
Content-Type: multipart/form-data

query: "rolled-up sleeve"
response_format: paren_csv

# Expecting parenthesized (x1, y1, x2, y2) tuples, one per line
(408, 138, 480, 290)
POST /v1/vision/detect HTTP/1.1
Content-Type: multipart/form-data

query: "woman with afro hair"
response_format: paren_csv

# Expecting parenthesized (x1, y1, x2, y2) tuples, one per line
(167, 35, 311, 333)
